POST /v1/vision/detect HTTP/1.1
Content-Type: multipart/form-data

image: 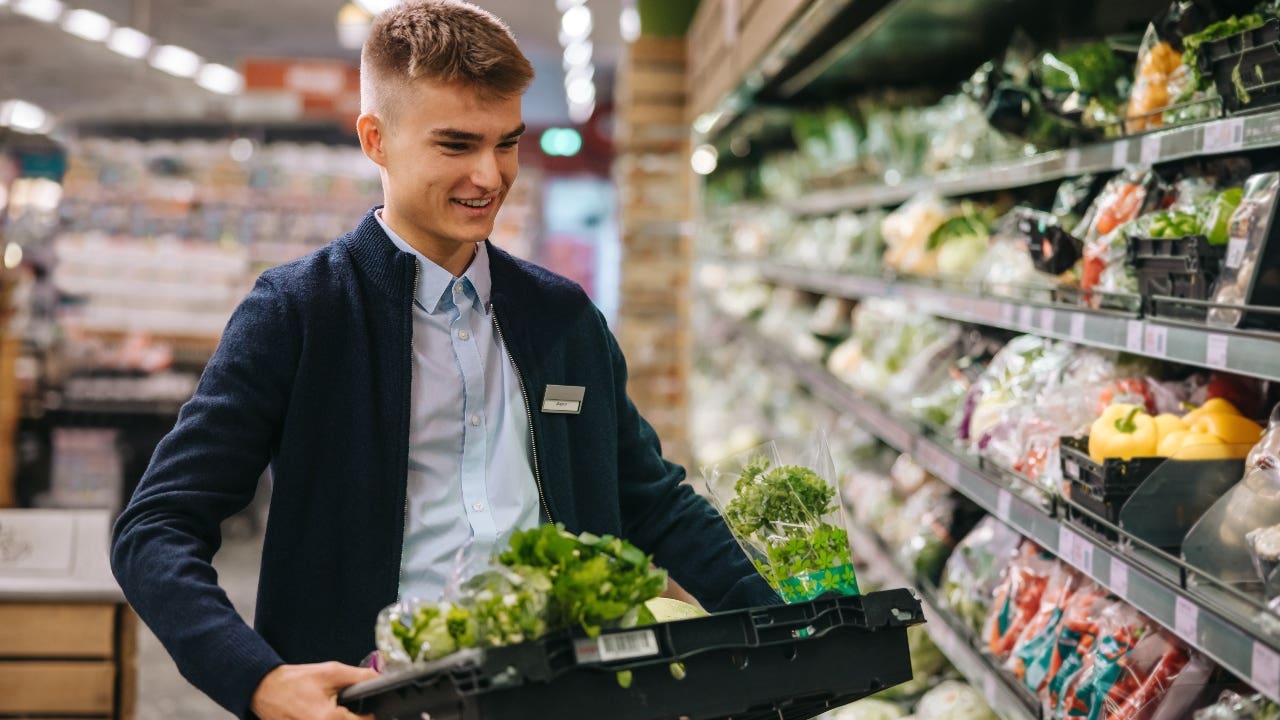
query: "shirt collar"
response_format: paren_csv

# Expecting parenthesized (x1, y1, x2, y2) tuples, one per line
(375, 209, 490, 315)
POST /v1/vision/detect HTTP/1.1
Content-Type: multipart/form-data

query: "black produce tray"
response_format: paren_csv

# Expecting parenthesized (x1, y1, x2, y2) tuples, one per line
(1198, 18, 1280, 114)
(1020, 209, 1082, 276)
(1128, 234, 1226, 321)
(339, 590, 924, 720)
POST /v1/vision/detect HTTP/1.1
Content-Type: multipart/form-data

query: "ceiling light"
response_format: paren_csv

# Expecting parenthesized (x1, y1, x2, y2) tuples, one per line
(336, 2, 372, 50)
(564, 63, 594, 86)
(565, 77, 595, 105)
(150, 44, 202, 78)
(353, 0, 396, 14)
(107, 26, 152, 59)
(13, 0, 63, 23)
(0, 100, 50, 133)
(563, 39, 592, 68)
(61, 8, 113, 41)
(229, 138, 256, 163)
(620, 4, 640, 42)
(554, 0, 585, 11)
(568, 101, 595, 125)
(691, 145, 718, 175)
(196, 63, 243, 94)
(560, 5, 592, 41)
(4, 243, 22, 270)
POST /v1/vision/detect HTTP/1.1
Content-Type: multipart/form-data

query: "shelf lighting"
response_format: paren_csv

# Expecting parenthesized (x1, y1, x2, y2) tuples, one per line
(560, 5, 591, 40)
(619, 1, 639, 43)
(567, 101, 594, 124)
(555, 0, 585, 11)
(107, 26, 152, 59)
(565, 76, 595, 105)
(196, 63, 243, 95)
(0, 99, 50, 133)
(563, 39, 592, 69)
(61, 8, 113, 41)
(13, 0, 63, 23)
(150, 44, 202, 78)
(691, 144, 718, 175)
(352, 0, 395, 15)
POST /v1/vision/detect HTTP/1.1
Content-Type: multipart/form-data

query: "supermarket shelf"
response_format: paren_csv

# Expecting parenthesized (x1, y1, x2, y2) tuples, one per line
(726, 259, 1280, 383)
(846, 525, 1039, 720)
(723, 313, 1280, 704)
(711, 111, 1280, 217)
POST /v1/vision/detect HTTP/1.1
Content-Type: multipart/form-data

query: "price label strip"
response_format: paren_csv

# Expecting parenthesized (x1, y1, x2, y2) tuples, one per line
(1143, 324, 1168, 357)
(1206, 334, 1230, 370)
(1175, 596, 1199, 645)
(1110, 558, 1130, 600)
(1070, 313, 1086, 341)
(1126, 320, 1144, 353)
(1254, 642, 1280, 700)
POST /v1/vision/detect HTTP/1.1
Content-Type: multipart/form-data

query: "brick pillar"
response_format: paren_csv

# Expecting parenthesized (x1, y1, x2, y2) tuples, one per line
(613, 37, 693, 469)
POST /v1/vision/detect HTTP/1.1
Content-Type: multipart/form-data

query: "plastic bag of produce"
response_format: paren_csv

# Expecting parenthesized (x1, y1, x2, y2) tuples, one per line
(1050, 602, 1159, 719)
(941, 516, 1022, 634)
(1193, 691, 1280, 719)
(1209, 172, 1280, 328)
(882, 192, 949, 275)
(705, 431, 859, 603)
(984, 541, 1057, 660)
(1127, 24, 1193, 132)
(914, 680, 999, 720)
(1076, 169, 1162, 308)
(1005, 566, 1082, 690)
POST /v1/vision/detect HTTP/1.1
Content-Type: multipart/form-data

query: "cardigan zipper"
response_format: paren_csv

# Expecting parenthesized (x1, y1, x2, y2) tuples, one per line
(491, 304, 552, 523)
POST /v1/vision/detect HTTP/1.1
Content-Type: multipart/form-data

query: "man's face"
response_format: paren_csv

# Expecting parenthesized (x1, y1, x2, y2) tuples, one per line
(362, 78, 524, 255)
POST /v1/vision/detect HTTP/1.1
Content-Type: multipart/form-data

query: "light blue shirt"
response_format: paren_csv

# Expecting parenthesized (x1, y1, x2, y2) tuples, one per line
(376, 211, 542, 601)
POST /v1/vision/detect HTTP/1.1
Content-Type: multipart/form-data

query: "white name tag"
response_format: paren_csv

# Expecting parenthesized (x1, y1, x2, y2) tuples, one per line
(542, 385, 585, 414)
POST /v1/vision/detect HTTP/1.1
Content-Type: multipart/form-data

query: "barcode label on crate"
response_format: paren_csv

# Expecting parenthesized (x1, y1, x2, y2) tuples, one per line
(1253, 643, 1280, 699)
(1110, 559, 1130, 599)
(575, 629, 661, 664)
(1070, 313, 1087, 341)
(1112, 140, 1130, 167)
(1175, 597, 1199, 644)
(1064, 459, 1081, 481)
(1141, 135, 1162, 165)
(1126, 321, 1144, 352)
(1206, 334, 1230, 370)
(1226, 238, 1249, 270)
(1203, 119, 1245, 154)
(1143, 325, 1168, 357)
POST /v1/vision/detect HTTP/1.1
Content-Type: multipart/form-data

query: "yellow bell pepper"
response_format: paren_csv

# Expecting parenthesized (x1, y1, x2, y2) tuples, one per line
(1153, 413, 1188, 443)
(1182, 397, 1242, 425)
(1156, 429, 1235, 459)
(1088, 404, 1158, 462)
(1189, 412, 1264, 446)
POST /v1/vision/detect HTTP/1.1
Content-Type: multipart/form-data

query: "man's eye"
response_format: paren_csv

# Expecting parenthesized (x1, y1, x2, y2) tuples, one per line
(440, 143, 468, 151)
(499, 140, 519, 149)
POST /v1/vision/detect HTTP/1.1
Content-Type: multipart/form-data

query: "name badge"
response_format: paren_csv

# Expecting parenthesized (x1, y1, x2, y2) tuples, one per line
(542, 385, 585, 414)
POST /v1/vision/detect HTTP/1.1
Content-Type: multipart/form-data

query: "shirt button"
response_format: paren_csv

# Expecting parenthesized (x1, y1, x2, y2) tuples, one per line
(458, 329, 470, 340)
(473, 502, 485, 512)
(470, 414, 481, 426)
(453, 283, 463, 295)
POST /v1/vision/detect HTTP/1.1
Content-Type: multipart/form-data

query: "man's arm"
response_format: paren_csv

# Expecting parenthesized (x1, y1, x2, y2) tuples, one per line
(601, 313, 779, 611)
(111, 276, 298, 717)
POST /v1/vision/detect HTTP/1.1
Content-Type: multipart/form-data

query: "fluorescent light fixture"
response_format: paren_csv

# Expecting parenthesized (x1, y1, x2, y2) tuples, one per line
(150, 44, 202, 78)
(196, 63, 243, 94)
(353, 0, 396, 14)
(13, 0, 63, 23)
(560, 5, 591, 40)
(61, 8, 113, 40)
(108, 26, 152, 59)
(0, 99, 50, 133)
(554, 0, 584, 11)
(563, 63, 594, 86)
(690, 145, 718, 175)
(692, 112, 721, 135)
(567, 101, 595, 125)
(563, 39, 592, 68)
(229, 138, 255, 163)
(565, 77, 595, 105)
(620, 5, 640, 42)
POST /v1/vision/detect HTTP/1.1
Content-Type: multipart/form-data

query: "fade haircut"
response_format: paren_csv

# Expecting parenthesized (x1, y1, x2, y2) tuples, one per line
(360, 0, 535, 119)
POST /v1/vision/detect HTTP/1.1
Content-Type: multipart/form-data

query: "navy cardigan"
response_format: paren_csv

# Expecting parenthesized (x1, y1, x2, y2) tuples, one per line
(110, 209, 776, 718)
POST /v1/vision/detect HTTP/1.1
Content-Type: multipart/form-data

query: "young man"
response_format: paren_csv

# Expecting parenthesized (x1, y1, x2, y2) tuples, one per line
(110, 2, 776, 719)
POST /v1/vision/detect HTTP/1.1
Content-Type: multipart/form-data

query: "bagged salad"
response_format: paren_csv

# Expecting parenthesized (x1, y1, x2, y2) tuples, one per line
(706, 431, 859, 603)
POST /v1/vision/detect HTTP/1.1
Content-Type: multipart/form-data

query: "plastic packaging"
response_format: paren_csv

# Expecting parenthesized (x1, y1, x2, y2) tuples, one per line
(705, 432, 859, 603)
(1005, 565, 1080, 690)
(941, 516, 1023, 634)
(1127, 24, 1192, 132)
(1193, 690, 1280, 719)
(1209, 172, 1280, 328)
(1076, 169, 1161, 309)
(985, 542, 1058, 660)
(913, 681, 998, 720)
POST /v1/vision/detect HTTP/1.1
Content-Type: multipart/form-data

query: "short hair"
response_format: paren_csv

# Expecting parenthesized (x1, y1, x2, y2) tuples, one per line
(360, 0, 534, 118)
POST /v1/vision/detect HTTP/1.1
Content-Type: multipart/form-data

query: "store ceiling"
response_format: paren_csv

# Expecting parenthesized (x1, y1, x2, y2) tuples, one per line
(0, 0, 623, 130)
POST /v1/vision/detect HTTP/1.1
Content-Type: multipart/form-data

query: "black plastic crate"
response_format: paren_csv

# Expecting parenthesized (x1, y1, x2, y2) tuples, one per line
(1127, 234, 1226, 321)
(1197, 18, 1280, 113)
(339, 590, 923, 720)
(1019, 209, 1083, 276)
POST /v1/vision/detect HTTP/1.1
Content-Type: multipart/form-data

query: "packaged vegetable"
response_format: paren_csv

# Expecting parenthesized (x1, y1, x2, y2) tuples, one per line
(985, 542, 1057, 659)
(1051, 602, 1154, 719)
(1209, 172, 1280, 328)
(882, 193, 950, 275)
(914, 681, 998, 720)
(1076, 170, 1162, 309)
(706, 432, 858, 603)
(1127, 24, 1193, 132)
(1006, 565, 1081, 690)
(1193, 690, 1280, 719)
(941, 515, 1023, 634)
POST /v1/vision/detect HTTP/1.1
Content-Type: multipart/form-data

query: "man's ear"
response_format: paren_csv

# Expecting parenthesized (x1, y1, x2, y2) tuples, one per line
(357, 113, 388, 167)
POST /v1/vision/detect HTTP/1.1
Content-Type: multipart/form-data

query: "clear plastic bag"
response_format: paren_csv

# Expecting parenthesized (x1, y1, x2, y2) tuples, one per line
(984, 542, 1058, 660)
(941, 516, 1023, 635)
(705, 431, 859, 603)
(1209, 172, 1280, 328)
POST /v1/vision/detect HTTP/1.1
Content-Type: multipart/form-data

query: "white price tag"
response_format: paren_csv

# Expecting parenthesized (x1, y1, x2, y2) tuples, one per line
(1227, 238, 1249, 270)
(575, 628, 660, 663)
(1253, 642, 1280, 700)
(1143, 324, 1169, 357)
(1065, 149, 1082, 174)
(1077, 541, 1095, 578)
(1039, 308, 1057, 334)
(1058, 525, 1077, 560)
(983, 674, 1000, 708)
(1019, 305, 1034, 328)
(1141, 134, 1162, 165)
(1126, 320, 1144, 352)
(1070, 313, 1087, 342)
(1175, 596, 1199, 644)
(1001, 303, 1015, 325)
(1064, 459, 1081, 481)
(1112, 140, 1130, 167)
(1206, 334, 1230, 370)
(1203, 118, 1246, 154)
(1058, 526, 1094, 573)
(997, 490, 1012, 523)
(1110, 559, 1130, 600)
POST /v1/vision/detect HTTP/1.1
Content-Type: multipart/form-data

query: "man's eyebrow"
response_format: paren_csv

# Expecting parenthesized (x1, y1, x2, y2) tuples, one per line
(429, 124, 527, 142)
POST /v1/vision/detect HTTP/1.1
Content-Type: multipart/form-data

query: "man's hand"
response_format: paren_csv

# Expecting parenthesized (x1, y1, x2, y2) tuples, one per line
(250, 661, 378, 720)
